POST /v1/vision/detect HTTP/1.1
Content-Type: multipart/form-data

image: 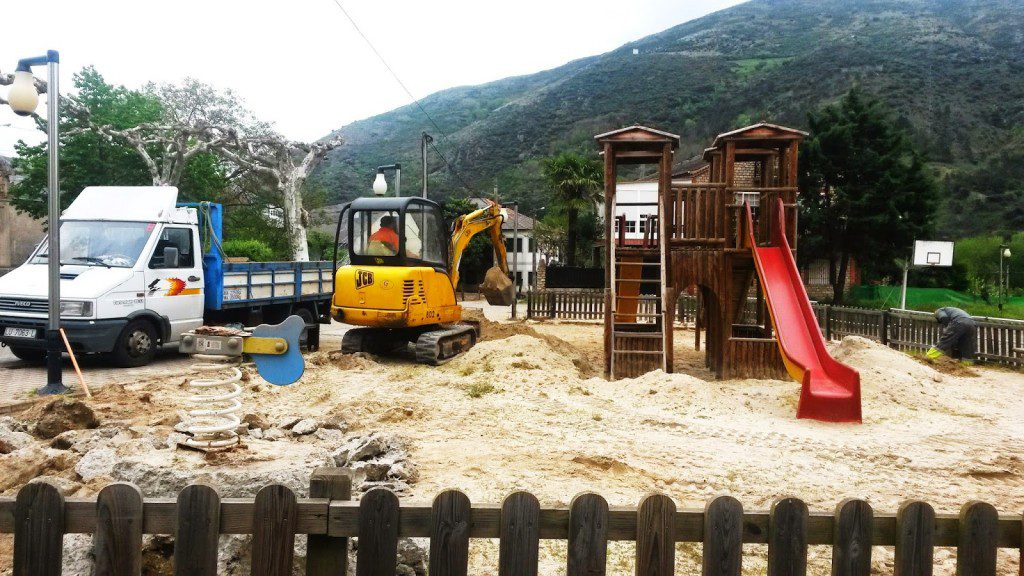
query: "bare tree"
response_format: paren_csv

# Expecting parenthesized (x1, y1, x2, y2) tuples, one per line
(217, 137, 342, 261)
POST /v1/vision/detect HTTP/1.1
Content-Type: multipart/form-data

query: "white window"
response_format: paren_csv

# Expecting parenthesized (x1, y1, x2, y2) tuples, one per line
(735, 191, 759, 207)
(625, 220, 637, 234)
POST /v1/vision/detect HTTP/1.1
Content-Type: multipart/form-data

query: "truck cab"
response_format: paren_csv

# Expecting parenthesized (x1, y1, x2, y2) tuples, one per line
(0, 187, 204, 366)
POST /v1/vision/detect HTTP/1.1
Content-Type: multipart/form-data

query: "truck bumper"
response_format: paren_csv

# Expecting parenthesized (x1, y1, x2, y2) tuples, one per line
(0, 316, 128, 354)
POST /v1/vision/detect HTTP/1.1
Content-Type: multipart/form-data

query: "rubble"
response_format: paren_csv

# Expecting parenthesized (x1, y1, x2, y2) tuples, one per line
(23, 399, 100, 439)
(75, 447, 118, 481)
(291, 418, 318, 435)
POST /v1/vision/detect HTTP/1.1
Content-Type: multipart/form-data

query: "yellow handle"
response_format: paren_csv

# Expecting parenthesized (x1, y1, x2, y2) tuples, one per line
(243, 336, 288, 355)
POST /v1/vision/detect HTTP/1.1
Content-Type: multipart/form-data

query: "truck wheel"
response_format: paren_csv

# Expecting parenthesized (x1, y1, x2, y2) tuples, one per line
(294, 307, 318, 351)
(8, 346, 47, 364)
(110, 320, 157, 367)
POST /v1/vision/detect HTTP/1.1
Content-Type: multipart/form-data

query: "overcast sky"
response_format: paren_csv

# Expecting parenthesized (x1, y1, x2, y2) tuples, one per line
(1, 0, 744, 157)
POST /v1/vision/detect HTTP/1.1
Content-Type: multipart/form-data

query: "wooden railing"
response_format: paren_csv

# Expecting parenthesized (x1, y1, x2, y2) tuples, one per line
(1, 469, 1022, 575)
(811, 305, 1024, 366)
(667, 185, 798, 249)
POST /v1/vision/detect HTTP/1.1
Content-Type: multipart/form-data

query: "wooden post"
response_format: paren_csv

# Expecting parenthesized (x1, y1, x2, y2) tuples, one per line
(567, 493, 609, 576)
(768, 497, 808, 576)
(704, 496, 743, 576)
(13, 481, 65, 576)
(832, 499, 872, 576)
(430, 490, 472, 576)
(174, 484, 221, 576)
(251, 484, 299, 576)
(636, 494, 675, 576)
(603, 142, 616, 377)
(94, 482, 144, 576)
(661, 142, 674, 373)
(498, 492, 541, 576)
(880, 311, 890, 346)
(357, 489, 401, 576)
(307, 468, 352, 576)
(957, 501, 997, 576)
(894, 501, 934, 576)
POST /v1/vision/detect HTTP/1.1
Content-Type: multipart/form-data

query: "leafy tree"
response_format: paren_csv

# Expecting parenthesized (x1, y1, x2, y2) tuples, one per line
(942, 131, 1024, 238)
(541, 152, 602, 267)
(798, 87, 937, 303)
(10, 67, 161, 217)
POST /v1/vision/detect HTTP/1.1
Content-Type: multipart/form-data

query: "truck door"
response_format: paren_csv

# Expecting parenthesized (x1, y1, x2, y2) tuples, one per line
(144, 225, 204, 340)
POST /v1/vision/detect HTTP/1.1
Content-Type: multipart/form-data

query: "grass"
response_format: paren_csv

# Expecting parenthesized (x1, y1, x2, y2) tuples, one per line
(465, 382, 496, 398)
(846, 285, 1024, 320)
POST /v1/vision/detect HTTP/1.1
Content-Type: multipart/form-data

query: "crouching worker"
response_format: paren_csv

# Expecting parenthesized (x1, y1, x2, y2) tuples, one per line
(926, 307, 977, 364)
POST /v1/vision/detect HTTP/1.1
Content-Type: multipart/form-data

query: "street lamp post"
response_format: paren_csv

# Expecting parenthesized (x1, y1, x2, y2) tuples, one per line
(8, 50, 66, 395)
(372, 164, 401, 197)
(999, 245, 1011, 311)
(420, 132, 432, 199)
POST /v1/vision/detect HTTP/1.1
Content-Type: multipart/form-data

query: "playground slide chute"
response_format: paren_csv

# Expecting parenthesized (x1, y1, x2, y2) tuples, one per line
(744, 199, 862, 423)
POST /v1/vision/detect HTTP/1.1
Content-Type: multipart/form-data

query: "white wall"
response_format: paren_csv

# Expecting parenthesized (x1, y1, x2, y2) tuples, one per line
(502, 230, 539, 292)
(613, 182, 660, 242)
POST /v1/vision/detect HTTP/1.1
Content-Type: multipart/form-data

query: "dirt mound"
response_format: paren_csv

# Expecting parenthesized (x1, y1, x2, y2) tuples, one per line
(441, 334, 579, 387)
(915, 355, 981, 377)
(469, 313, 597, 376)
(309, 350, 378, 370)
(23, 399, 100, 439)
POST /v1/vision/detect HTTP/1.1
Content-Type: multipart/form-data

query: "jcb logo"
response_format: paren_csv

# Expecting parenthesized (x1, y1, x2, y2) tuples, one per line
(355, 270, 375, 289)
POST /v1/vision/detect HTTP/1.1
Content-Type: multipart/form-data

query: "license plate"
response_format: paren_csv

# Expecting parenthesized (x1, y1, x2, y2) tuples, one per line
(4, 327, 37, 338)
(196, 338, 222, 352)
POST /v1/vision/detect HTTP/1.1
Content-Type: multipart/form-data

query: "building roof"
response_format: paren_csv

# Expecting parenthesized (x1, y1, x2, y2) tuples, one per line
(469, 198, 535, 231)
(710, 122, 809, 148)
(594, 125, 680, 148)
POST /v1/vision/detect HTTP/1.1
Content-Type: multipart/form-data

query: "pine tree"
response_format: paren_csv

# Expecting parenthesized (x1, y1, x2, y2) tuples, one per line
(798, 88, 937, 304)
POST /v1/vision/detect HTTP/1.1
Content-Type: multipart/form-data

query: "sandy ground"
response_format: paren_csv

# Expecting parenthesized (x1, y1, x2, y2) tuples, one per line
(2, 317, 1023, 575)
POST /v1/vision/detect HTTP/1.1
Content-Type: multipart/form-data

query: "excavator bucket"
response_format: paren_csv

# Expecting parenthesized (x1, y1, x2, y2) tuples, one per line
(480, 266, 515, 306)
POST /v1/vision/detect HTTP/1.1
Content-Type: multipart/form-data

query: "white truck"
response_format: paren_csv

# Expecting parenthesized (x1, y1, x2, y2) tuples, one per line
(0, 187, 333, 366)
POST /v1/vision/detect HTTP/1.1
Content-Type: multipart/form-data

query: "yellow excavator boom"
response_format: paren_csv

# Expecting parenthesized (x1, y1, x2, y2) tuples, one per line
(449, 200, 515, 305)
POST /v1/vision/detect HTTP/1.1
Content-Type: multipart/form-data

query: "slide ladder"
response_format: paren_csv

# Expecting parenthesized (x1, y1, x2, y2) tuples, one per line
(744, 199, 862, 423)
(610, 217, 666, 379)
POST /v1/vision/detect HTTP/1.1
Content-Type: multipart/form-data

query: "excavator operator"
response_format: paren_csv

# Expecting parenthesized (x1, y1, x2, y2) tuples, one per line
(368, 215, 400, 256)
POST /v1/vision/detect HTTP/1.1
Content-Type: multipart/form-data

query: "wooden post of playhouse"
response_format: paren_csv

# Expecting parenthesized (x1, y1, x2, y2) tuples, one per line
(660, 141, 673, 373)
(603, 141, 615, 377)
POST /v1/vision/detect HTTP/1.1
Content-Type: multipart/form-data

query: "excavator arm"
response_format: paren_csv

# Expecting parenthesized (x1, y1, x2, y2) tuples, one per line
(449, 201, 515, 306)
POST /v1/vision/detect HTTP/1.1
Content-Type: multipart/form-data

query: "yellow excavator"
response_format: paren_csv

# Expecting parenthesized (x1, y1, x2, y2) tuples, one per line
(330, 196, 514, 364)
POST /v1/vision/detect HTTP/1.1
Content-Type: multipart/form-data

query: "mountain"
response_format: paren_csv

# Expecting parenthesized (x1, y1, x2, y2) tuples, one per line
(311, 0, 1024, 218)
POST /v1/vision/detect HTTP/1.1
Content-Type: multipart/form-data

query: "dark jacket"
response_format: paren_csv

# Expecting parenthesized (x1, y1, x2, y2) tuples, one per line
(935, 307, 973, 327)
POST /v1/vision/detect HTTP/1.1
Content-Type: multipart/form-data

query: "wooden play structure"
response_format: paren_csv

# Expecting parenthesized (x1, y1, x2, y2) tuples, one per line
(597, 123, 861, 422)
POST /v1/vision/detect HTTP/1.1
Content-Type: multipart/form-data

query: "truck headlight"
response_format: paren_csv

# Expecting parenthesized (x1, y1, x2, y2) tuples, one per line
(60, 300, 93, 317)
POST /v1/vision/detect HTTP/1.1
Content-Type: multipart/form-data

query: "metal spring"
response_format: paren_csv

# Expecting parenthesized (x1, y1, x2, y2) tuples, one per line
(180, 354, 243, 450)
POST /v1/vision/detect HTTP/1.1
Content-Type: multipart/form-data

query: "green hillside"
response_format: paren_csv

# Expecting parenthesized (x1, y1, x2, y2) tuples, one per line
(312, 0, 1024, 221)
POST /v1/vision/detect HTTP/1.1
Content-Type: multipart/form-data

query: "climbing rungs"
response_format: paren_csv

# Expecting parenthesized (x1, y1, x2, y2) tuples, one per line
(614, 279, 661, 284)
(612, 350, 665, 355)
(614, 295, 660, 301)
(614, 332, 663, 339)
(615, 261, 661, 266)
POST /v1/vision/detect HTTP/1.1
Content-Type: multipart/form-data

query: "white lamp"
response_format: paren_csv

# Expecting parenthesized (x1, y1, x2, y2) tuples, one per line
(8, 70, 39, 116)
(1004, 248, 1012, 258)
(372, 172, 387, 196)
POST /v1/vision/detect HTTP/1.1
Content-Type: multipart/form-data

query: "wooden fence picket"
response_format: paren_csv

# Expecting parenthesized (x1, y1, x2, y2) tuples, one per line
(567, 492, 609, 576)
(251, 484, 298, 576)
(357, 488, 401, 576)
(13, 481, 65, 576)
(636, 493, 675, 576)
(957, 501, 998, 576)
(704, 496, 743, 576)
(499, 491, 541, 576)
(768, 497, 808, 576)
(429, 489, 472, 576)
(174, 484, 221, 576)
(832, 499, 872, 576)
(94, 482, 144, 576)
(894, 500, 934, 576)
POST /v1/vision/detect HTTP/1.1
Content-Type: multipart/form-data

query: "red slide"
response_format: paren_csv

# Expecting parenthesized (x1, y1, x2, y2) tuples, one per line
(745, 199, 862, 423)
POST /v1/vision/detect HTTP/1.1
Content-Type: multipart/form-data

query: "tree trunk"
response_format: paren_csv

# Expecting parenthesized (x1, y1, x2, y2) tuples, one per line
(566, 207, 578, 267)
(833, 252, 850, 305)
(281, 170, 310, 262)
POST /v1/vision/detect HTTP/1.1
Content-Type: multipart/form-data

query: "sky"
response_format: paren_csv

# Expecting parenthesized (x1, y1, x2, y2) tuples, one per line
(0, 0, 744, 157)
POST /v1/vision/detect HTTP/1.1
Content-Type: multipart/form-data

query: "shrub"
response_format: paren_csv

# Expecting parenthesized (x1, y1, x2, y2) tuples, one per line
(222, 239, 275, 262)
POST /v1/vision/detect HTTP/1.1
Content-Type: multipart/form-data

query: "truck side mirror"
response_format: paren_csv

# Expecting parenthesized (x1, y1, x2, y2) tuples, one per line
(163, 246, 179, 268)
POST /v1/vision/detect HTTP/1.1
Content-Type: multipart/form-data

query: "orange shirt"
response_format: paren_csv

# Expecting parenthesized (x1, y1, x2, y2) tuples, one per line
(368, 226, 399, 252)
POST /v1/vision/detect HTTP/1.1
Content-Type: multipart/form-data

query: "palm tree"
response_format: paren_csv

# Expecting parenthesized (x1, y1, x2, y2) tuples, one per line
(542, 152, 602, 266)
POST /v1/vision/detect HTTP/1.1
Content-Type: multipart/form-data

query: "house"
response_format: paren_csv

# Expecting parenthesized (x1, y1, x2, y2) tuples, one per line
(0, 157, 44, 276)
(611, 166, 699, 246)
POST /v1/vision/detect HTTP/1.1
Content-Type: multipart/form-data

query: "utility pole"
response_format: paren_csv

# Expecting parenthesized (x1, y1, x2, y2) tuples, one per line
(421, 132, 432, 199)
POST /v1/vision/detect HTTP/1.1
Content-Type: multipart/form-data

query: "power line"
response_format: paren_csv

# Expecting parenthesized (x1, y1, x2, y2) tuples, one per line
(326, 0, 478, 195)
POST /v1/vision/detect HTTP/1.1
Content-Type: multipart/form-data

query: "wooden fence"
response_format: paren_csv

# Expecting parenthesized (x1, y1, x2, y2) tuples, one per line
(812, 305, 1024, 366)
(1, 468, 1022, 575)
(526, 290, 608, 321)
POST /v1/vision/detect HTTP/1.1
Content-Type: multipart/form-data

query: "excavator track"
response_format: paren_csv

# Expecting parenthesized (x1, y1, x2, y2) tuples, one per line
(414, 324, 478, 365)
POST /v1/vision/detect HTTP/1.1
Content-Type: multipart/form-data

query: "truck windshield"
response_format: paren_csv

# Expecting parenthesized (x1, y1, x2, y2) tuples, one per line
(31, 221, 153, 268)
